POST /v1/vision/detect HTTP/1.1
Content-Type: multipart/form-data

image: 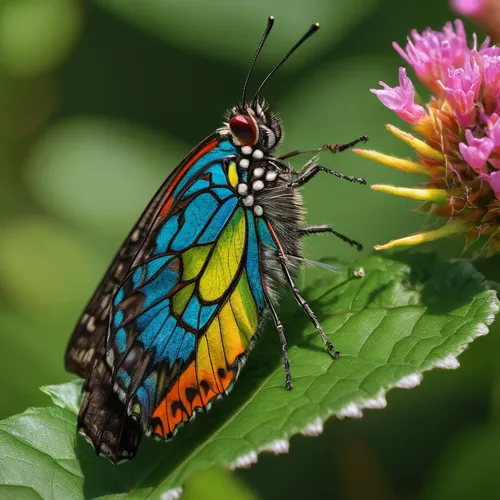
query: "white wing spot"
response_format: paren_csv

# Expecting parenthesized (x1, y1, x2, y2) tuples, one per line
(131, 229, 141, 242)
(253, 167, 264, 178)
(252, 180, 264, 191)
(254, 205, 264, 216)
(243, 195, 254, 207)
(87, 316, 96, 333)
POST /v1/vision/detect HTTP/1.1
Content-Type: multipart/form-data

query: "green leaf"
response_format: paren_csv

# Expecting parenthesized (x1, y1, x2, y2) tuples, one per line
(0, 253, 497, 499)
(40, 382, 82, 416)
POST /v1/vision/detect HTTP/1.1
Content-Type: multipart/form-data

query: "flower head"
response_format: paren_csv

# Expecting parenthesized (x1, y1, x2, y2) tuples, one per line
(355, 20, 500, 254)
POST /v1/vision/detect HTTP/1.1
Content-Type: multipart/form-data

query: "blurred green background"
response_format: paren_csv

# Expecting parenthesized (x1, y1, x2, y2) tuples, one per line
(1, 0, 500, 499)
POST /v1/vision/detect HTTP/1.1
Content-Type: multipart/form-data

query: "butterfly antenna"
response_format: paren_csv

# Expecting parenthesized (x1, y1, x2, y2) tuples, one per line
(241, 16, 275, 105)
(252, 22, 319, 105)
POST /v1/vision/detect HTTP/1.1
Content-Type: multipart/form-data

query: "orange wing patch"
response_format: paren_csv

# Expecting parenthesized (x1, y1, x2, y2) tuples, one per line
(151, 271, 258, 439)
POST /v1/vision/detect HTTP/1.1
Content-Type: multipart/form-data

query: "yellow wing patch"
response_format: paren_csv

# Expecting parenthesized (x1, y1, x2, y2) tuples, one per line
(172, 283, 195, 315)
(228, 161, 239, 188)
(199, 208, 246, 302)
(230, 271, 258, 343)
(180, 244, 212, 281)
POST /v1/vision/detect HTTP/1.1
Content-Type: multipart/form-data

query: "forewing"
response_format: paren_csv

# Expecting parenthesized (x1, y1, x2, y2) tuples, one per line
(65, 135, 221, 378)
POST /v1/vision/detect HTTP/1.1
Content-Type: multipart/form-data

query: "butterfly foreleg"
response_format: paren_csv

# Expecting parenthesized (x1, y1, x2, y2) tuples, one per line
(299, 225, 363, 251)
(265, 293, 293, 390)
(277, 135, 368, 160)
(289, 163, 366, 188)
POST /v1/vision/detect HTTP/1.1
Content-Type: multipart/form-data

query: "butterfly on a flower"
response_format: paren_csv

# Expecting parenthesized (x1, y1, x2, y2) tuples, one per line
(65, 17, 368, 463)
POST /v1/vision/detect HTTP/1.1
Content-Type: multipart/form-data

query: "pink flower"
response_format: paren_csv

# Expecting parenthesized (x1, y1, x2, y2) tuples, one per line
(459, 129, 495, 172)
(363, 20, 500, 254)
(393, 20, 469, 92)
(439, 55, 482, 127)
(451, 0, 484, 16)
(370, 67, 426, 124)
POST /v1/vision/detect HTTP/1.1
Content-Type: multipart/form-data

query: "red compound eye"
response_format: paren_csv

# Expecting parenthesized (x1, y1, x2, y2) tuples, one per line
(229, 114, 258, 145)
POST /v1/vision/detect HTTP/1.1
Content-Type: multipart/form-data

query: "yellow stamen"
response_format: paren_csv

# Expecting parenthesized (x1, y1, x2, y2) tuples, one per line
(353, 149, 433, 176)
(374, 222, 469, 250)
(371, 184, 449, 203)
(386, 124, 444, 162)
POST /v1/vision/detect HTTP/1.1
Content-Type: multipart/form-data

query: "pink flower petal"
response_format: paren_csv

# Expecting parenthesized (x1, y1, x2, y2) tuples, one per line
(459, 129, 495, 173)
(371, 67, 426, 124)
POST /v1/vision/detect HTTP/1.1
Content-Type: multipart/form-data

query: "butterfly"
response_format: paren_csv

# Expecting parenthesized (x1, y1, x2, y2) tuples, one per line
(65, 16, 368, 463)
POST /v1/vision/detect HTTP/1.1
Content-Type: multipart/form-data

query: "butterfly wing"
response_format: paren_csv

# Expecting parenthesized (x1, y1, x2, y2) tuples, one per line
(65, 135, 222, 378)
(76, 137, 268, 462)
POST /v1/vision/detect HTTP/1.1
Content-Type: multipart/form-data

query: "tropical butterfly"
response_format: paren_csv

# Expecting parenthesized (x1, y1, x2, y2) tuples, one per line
(65, 17, 367, 463)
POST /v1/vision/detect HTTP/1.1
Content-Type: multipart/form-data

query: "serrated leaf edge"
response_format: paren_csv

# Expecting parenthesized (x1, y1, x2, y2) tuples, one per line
(159, 290, 500, 500)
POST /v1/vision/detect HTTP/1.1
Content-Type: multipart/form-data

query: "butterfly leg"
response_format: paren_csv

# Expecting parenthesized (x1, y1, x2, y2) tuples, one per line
(265, 293, 293, 390)
(278, 254, 339, 358)
(267, 222, 340, 361)
(278, 135, 368, 160)
(290, 164, 366, 187)
(299, 225, 363, 251)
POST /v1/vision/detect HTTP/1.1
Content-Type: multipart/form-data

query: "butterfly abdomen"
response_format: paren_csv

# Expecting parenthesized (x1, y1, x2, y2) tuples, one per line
(257, 171, 305, 297)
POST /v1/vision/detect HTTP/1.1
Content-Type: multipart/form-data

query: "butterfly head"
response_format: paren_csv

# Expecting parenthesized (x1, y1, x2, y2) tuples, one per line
(227, 101, 282, 152)
(223, 17, 318, 155)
